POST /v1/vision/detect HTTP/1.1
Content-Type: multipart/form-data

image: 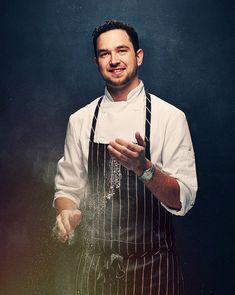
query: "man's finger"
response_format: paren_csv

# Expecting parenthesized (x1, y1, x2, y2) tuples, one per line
(110, 140, 144, 156)
(135, 132, 145, 147)
(109, 141, 134, 158)
(108, 144, 127, 160)
(55, 215, 68, 242)
(60, 210, 72, 233)
(115, 138, 143, 152)
(69, 210, 82, 230)
(108, 145, 137, 171)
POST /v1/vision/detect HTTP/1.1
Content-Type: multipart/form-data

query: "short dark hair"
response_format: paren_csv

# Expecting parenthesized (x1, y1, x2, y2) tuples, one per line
(92, 20, 140, 57)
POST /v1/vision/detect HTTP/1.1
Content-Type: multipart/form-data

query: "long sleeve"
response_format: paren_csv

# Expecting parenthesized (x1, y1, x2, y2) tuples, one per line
(53, 115, 88, 207)
(160, 111, 198, 216)
(53, 87, 197, 216)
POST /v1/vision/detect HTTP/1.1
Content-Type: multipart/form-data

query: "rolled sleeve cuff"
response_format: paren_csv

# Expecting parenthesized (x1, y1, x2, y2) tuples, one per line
(160, 180, 196, 216)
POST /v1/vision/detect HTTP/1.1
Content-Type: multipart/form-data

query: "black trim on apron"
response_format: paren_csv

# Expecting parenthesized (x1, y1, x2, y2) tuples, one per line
(75, 93, 184, 295)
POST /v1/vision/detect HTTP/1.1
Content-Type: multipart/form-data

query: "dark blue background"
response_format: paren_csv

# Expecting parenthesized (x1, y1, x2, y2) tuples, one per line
(1, 0, 235, 294)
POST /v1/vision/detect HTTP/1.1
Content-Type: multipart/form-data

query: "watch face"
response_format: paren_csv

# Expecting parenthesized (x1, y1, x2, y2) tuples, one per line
(139, 164, 155, 181)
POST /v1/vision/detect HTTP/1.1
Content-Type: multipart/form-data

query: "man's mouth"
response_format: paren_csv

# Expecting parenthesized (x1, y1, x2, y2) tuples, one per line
(109, 68, 125, 75)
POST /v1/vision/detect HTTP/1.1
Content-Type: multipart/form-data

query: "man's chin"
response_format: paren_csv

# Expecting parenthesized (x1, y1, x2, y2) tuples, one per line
(107, 82, 127, 89)
(105, 77, 132, 89)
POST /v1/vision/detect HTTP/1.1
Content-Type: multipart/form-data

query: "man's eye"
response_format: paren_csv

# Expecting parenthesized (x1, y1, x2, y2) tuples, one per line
(118, 49, 127, 54)
(99, 52, 108, 58)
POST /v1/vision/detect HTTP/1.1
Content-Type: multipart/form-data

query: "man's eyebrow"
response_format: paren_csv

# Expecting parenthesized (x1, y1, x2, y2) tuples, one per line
(116, 45, 129, 50)
(97, 49, 109, 55)
(97, 45, 130, 55)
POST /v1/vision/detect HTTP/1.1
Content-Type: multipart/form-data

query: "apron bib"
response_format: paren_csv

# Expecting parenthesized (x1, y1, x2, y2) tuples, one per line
(75, 93, 184, 295)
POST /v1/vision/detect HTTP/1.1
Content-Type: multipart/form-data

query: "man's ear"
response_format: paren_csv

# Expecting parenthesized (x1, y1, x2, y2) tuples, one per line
(93, 56, 98, 67)
(136, 49, 144, 67)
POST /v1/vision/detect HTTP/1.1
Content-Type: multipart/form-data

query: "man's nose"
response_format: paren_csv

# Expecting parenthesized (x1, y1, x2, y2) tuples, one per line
(109, 52, 120, 66)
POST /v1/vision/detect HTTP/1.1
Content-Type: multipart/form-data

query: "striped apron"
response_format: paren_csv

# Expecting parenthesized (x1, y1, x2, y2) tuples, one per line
(75, 93, 184, 295)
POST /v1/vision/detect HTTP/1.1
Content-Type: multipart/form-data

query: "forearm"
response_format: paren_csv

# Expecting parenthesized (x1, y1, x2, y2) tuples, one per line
(55, 197, 79, 215)
(108, 135, 181, 210)
(136, 159, 181, 211)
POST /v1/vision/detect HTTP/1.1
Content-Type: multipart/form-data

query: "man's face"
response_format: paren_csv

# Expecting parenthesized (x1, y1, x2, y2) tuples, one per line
(95, 29, 143, 89)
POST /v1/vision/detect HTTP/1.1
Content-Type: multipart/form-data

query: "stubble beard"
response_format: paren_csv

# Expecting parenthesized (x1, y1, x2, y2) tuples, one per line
(105, 67, 138, 90)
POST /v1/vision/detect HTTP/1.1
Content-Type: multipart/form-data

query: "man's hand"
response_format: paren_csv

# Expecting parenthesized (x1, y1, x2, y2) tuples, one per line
(53, 209, 81, 243)
(107, 132, 151, 176)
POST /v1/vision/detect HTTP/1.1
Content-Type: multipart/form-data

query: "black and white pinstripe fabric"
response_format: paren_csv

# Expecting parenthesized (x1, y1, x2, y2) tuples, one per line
(75, 93, 184, 295)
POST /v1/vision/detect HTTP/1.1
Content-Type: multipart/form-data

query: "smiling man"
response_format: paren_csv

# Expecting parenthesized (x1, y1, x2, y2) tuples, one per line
(53, 20, 197, 295)
(95, 28, 143, 95)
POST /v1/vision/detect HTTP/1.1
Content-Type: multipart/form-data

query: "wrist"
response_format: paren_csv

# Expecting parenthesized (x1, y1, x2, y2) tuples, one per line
(138, 160, 155, 182)
(55, 197, 79, 215)
(135, 159, 152, 177)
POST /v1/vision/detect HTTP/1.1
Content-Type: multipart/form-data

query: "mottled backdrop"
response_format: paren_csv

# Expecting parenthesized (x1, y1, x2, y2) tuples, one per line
(0, 0, 235, 294)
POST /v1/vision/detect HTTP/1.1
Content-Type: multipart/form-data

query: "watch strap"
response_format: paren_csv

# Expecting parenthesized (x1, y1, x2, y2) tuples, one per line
(138, 163, 155, 182)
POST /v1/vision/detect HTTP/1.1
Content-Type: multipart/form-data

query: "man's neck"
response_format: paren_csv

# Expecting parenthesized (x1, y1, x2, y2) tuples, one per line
(107, 78, 140, 102)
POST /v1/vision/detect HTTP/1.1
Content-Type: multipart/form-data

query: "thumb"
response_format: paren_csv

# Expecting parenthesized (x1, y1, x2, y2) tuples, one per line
(135, 131, 145, 147)
(69, 210, 81, 230)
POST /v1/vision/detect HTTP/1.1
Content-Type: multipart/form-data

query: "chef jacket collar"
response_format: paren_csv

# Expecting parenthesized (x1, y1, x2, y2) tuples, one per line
(104, 80, 145, 103)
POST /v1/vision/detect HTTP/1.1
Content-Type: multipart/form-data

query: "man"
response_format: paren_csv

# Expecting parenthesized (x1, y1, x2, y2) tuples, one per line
(53, 20, 197, 295)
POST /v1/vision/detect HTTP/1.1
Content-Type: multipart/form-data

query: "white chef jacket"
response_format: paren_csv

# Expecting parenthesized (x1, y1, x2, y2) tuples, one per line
(54, 81, 197, 216)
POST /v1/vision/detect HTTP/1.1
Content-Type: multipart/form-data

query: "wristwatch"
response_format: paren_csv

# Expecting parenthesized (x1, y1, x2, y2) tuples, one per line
(138, 163, 155, 182)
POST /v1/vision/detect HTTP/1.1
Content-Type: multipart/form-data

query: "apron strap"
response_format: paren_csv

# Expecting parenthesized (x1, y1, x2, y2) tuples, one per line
(145, 92, 151, 161)
(89, 96, 103, 142)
